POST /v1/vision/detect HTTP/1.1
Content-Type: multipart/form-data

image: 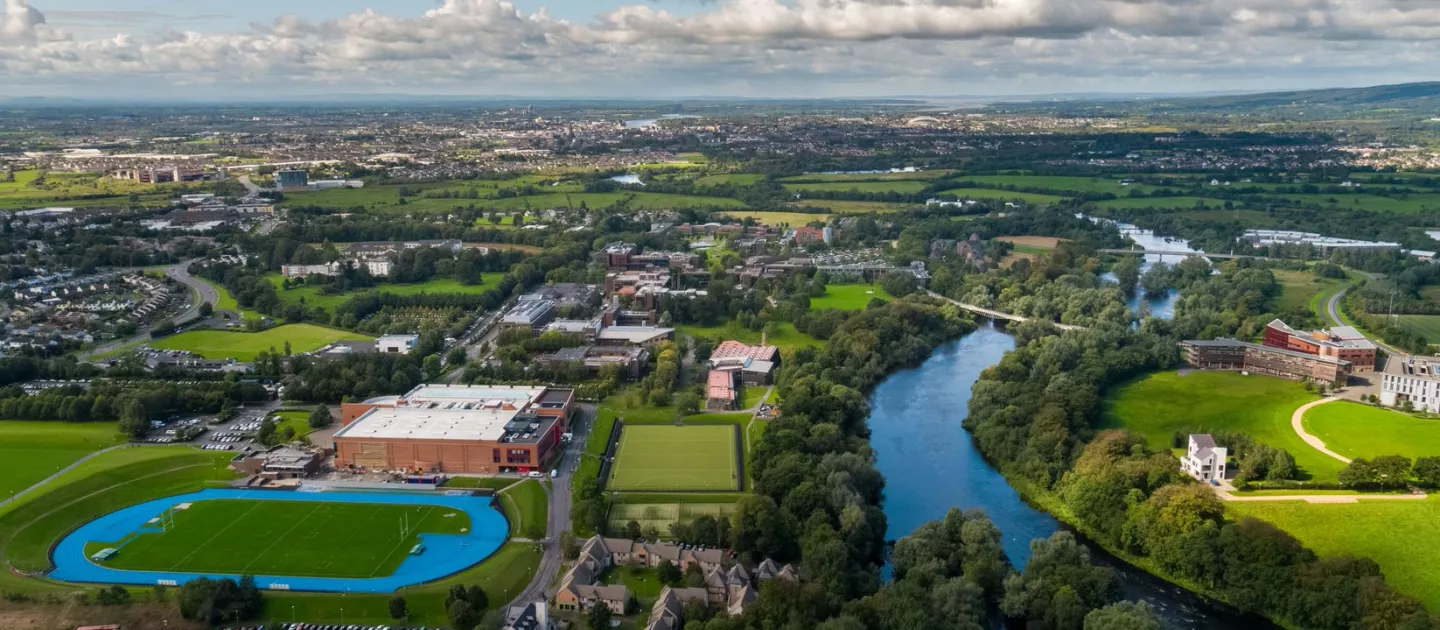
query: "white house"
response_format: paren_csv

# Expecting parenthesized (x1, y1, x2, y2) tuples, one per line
(364, 257, 393, 277)
(1181, 434, 1227, 482)
(377, 334, 419, 354)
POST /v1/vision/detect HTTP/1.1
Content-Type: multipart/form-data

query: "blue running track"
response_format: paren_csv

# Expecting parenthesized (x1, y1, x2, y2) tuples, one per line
(49, 488, 509, 593)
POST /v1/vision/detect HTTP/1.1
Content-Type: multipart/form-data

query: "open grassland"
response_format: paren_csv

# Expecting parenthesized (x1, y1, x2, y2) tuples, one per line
(952, 175, 1137, 194)
(609, 425, 739, 492)
(498, 479, 547, 540)
(269, 410, 313, 439)
(0, 421, 124, 500)
(1271, 193, 1440, 214)
(937, 188, 1066, 204)
(261, 542, 542, 625)
(152, 324, 374, 361)
(1304, 402, 1440, 461)
(1092, 196, 1228, 210)
(792, 199, 911, 214)
(1100, 371, 1340, 481)
(0, 169, 178, 211)
(478, 192, 742, 212)
(678, 321, 821, 351)
(782, 181, 929, 194)
(266, 273, 507, 312)
(1273, 269, 1352, 315)
(288, 183, 742, 214)
(1395, 315, 1440, 344)
(779, 170, 950, 182)
(719, 210, 830, 225)
(607, 501, 739, 538)
(1227, 497, 1440, 611)
(89, 499, 469, 578)
(696, 173, 765, 186)
(809, 283, 894, 311)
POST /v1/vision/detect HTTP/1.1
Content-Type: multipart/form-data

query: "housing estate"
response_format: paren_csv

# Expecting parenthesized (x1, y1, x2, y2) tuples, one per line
(1179, 339, 1351, 386)
(1263, 319, 1377, 373)
(1180, 434, 1227, 482)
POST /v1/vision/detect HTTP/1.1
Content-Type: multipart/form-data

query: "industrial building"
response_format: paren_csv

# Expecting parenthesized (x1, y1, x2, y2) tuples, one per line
(1180, 339, 1351, 386)
(333, 385, 575, 474)
(1263, 319, 1377, 373)
(1242, 230, 1400, 254)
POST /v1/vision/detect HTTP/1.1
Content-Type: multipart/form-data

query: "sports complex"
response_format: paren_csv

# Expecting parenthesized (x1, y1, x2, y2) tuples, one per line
(607, 424, 743, 492)
(50, 488, 508, 593)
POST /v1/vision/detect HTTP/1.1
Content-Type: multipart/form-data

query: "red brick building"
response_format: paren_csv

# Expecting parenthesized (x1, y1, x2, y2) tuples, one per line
(1263, 319, 1377, 373)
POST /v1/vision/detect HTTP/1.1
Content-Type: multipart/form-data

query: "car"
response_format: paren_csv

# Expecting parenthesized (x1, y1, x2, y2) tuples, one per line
(551, 469, 559, 478)
(528, 471, 542, 478)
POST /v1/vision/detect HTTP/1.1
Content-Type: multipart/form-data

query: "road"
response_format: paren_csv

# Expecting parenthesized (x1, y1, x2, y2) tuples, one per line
(237, 175, 262, 196)
(445, 296, 516, 383)
(505, 404, 590, 610)
(167, 259, 220, 321)
(1324, 285, 1408, 357)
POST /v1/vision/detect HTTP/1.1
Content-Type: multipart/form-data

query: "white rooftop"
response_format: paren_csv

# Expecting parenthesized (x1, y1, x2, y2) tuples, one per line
(596, 326, 674, 344)
(398, 384, 547, 408)
(334, 407, 516, 442)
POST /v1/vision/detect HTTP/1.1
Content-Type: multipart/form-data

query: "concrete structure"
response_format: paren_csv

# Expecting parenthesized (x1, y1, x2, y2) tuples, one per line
(377, 334, 419, 354)
(277, 170, 309, 191)
(231, 446, 324, 479)
(1381, 355, 1440, 413)
(708, 340, 780, 386)
(280, 262, 341, 279)
(1180, 339, 1351, 386)
(707, 370, 738, 411)
(1243, 229, 1401, 254)
(364, 258, 393, 277)
(1181, 434, 1227, 482)
(333, 385, 574, 474)
(539, 345, 649, 380)
(500, 299, 558, 332)
(595, 325, 674, 347)
(1264, 319, 1377, 373)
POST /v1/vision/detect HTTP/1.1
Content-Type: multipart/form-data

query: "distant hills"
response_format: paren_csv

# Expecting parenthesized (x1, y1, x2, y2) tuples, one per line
(993, 81, 1440, 118)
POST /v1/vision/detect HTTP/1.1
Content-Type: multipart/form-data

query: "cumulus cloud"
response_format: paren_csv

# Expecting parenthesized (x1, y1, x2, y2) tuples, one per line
(1, 0, 1439, 96)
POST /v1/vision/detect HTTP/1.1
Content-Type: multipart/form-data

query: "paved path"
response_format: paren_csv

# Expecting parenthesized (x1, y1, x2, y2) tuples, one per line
(504, 405, 584, 610)
(0, 444, 133, 510)
(925, 290, 1085, 331)
(1292, 396, 1352, 464)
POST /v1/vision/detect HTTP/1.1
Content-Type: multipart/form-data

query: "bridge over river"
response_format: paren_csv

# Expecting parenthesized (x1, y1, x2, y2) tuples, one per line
(925, 291, 1085, 331)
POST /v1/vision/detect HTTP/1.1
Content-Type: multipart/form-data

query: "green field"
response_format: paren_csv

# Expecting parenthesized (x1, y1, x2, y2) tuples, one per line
(269, 410, 314, 439)
(498, 480, 547, 539)
(267, 274, 507, 312)
(0, 421, 124, 500)
(778, 171, 949, 182)
(793, 199, 911, 214)
(782, 181, 928, 194)
(1228, 497, 1440, 611)
(718, 210, 830, 225)
(1272, 193, 1440, 214)
(1304, 402, 1440, 461)
(936, 188, 1066, 204)
(606, 501, 738, 540)
(809, 283, 895, 310)
(0, 169, 178, 211)
(1092, 196, 1228, 210)
(286, 181, 742, 214)
(88, 499, 469, 578)
(152, 324, 374, 361)
(952, 175, 1137, 194)
(1100, 371, 1340, 481)
(609, 425, 739, 492)
(1395, 315, 1440, 344)
(696, 173, 765, 186)
(678, 321, 821, 352)
(1272, 269, 1351, 315)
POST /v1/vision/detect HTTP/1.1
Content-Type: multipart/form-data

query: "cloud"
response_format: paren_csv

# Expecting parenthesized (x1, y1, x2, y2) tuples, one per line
(1, 0, 1439, 97)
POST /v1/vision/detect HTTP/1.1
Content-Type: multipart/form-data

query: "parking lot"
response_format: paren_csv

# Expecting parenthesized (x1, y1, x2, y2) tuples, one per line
(222, 625, 447, 630)
(143, 407, 274, 453)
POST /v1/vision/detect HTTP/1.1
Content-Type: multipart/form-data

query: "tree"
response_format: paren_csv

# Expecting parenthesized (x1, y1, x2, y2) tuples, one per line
(96, 584, 131, 605)
(118, 399, 149, 439)
(657, 559, 683, 585)
(389, 595, 409, 620)
(447, 599, 479, 630)
(256, 417, 276, 445)
(199, 302, 214, 318)
(424, 355, 443, 379)
(626, 520, 643, 540)
(1413, 457, 1440, 487)
(587, 602, 613, 630)
(308, 404, 333, 429)
(1113, 256, 1142, 296)
(1084, 602, 1163, 630)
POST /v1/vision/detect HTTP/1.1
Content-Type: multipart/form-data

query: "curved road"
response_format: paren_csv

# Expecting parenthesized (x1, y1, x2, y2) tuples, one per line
(1324, 285, 1408, 357)
(1290, 396, 1351, 464)
(167, 259, 219, 322)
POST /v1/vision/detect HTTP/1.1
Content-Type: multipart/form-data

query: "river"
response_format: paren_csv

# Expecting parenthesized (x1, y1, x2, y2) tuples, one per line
(869, 322, 1275, 629)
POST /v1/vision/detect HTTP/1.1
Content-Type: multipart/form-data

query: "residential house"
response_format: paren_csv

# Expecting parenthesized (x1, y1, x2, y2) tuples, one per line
(1181, 434, 1227, 482)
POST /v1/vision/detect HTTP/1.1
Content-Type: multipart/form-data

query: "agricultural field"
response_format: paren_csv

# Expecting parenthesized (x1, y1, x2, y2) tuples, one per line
(0, 421, 124, 500)
(606, 501, 739, 539)
(719, 210, 830, 225)
(609, 425, 739, 492)
(793, 199, 911, 214)
(1395, 315, 1440, 345)
(1091, 196, 1228, 210)
(266, 274, 507, 312)
(0, 169, 178, 211)
(950, 175, 1137, 195)
(936, 188, 1066, 204)
(478, 191, 743, 212)
(1270, 193, 1440, 214)
(151, 324, 374, 361)
(88, 500, 469, 578)
(782, 181, 929, 194)
(1303, 402, 1440, 461)
(696, 173, 765, 186)
(778, 170, 950, 182)
(809, 283, 894, 311)
(287, 182, 742, 214)
(678, 321, 821, 352)
(1100, 371, 1341, 482)
(1228, 497, 1440, 611)
(1272, 269, 1352, 315)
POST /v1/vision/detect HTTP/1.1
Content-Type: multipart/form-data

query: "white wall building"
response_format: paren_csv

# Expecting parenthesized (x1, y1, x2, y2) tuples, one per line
(1381, 355, 1440, 413)
(1181, 434, 1228, 482)
(377, 334, 419, 354)
(364, 258, 393, 277)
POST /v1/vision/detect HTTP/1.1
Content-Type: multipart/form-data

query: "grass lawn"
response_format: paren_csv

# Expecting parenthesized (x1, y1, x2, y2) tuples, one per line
(684, 413, 751, 426)
(0, 169, 178, 211)
(1227, 496, 1440, 611)
(1100, 371, 1340, 481)
(609, 425, 739, 492)
(0, 421, 124, 501)
(936, 188, 1065, 204)
(809, 283, 894, 311)
(499, 479, 548, 539)
(607, 501, 740, 538)
(1304, 402, 1440, 461)
(696, 173, 765, 186)
(718, 210, 830, 226)
(678, 321, 821, 352)
(87, 499, 469, 578)
(152, 324, 374, 361)
(602, 565, 667, 601)
(1271, 269, 1350, 315)
(446, 477, 520, 491)
(267, 274, 507, 312)
(261, 542, 543, 625)
(1395, 315, 1440, 345)
(741, 387, 769, 410)
(782, 181, 928, 194)
(268, 410, 314, 439)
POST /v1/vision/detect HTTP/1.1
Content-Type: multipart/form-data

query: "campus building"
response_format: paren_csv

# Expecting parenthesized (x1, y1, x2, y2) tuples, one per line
(1263, 319, 1377, 373)
(1180, 339, 1352, 386)
(1180, 434, 1227, 482)
(1381, 355, 1440, 413)
(333, 385, 574, 474)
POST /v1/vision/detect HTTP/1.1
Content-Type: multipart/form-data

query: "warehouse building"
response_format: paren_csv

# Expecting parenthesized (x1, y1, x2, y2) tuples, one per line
(333, 385, 574, 474)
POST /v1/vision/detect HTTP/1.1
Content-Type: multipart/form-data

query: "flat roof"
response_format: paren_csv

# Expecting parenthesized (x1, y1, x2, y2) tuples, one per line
(335, 407, 517, 442)
(399, 384, 547, 406)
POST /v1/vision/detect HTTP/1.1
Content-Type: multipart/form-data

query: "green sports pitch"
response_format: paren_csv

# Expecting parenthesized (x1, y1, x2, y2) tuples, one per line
(608, 425, 739, 491)
(85, 500, 470, 579)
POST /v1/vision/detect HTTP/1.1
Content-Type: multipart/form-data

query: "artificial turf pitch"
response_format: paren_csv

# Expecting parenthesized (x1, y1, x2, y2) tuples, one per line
(608, 425, 739, 491)
(89, 500, 470, 578)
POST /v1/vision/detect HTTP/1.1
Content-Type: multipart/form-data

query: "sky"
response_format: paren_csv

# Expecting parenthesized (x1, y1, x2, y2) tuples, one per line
(3, 0, 1440, 100)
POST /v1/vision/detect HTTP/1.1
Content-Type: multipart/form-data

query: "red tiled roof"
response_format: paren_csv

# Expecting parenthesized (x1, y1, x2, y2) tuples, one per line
(711, 340, 778, 362)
